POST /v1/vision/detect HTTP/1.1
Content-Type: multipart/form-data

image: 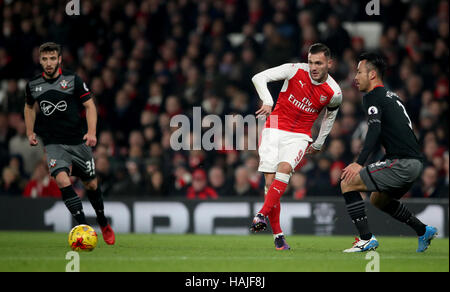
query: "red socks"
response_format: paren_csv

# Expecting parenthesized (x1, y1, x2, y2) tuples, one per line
(268, 201, 282, 234)
(259, 173, 290, 234)
(260, 178, 288, 215)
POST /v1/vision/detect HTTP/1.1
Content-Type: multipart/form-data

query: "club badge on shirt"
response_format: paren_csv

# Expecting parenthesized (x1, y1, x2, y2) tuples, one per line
(49, 159, 57, 168)
(60, 80, 68, 89)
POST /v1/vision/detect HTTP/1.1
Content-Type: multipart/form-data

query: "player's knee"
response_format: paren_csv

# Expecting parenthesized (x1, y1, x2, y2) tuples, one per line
(277, 162, 293, 174)
(370, 192, 379, 206)
(340, 180, 347, 193)
(55, 171, 71, 188)
(83, 178, 98, 191)
(370, 192, 390, 209)
(340, 179, 354, 193)
(340, 176, 367, 194)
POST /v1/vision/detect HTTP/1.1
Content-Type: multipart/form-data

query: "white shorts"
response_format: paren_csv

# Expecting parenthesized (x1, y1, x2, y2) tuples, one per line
(258, 128, 312, 173)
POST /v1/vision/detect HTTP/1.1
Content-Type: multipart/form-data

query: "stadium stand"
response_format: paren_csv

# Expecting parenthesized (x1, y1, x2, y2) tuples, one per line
(0, 0, 448, 199)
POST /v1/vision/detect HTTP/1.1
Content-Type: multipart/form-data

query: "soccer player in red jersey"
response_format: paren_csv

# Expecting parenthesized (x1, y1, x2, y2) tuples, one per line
(249, 43, 342, 250)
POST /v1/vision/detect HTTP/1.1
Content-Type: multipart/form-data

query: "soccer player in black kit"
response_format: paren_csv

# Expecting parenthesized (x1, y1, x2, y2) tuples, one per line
(24, 42, 115, 245)
(340, 52, 437, 253)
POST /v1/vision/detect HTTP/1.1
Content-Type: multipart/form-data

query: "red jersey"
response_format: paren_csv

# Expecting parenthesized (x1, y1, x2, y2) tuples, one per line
(252, 63, 342, 138)
(186, 186, 219, 200)
(23, 177, 61, 198)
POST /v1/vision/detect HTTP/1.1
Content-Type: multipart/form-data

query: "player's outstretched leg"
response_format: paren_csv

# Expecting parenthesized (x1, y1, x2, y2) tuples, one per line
(250, 213, 268, 232)
(268, 202, 290, 250)
(274, 234, 290, 250)
(84, 178, 115, 245)
(250, 171, 290, 233)
(270, 203, 290, 250)
(370, 192, 437, 252)
(417, 226, 438, 252)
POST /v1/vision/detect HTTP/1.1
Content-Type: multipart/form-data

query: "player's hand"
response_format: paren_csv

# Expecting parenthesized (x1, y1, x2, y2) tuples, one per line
(83, 133, 97, 147)
(306, 144, 321, 155)
(255, 105, 272, 119)
(28, 133, 38, 146)
(341, 162, 363, 184)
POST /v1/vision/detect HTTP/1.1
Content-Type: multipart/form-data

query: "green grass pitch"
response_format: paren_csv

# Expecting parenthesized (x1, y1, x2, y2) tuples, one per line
(0, 231, 448, 272)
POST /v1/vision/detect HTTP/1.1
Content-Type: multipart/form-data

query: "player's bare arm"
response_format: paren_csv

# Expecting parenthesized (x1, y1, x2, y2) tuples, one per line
(24, 103, 38, 146)
(341, 112, 381, 184)
(83, 98, 98, 147)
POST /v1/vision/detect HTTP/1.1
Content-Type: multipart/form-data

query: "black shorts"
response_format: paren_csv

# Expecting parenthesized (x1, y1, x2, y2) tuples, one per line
(359, 158, 423, 199)
(45, 143, 96, 182)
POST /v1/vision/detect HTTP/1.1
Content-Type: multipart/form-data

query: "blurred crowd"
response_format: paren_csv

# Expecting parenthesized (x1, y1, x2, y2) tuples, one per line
(0, 0, 448, 199)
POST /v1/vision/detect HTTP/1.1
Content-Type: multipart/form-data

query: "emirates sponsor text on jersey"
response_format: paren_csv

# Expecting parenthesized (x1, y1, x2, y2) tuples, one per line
(288, 94, 319, 113)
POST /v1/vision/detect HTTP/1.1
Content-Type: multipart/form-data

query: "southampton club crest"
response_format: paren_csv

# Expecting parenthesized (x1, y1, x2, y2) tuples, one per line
(60, 79, 68, 89)
(49, 159, 57, 169)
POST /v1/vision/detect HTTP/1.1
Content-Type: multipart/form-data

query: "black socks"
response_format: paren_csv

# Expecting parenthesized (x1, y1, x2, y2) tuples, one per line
(343, 189, 427, 238)
(343, 191, 373, 240)
(86, 188, 108, 227)
(380, 200, 426, 236)
(60, 185, 87, 225)
(61, 185, 108, 228)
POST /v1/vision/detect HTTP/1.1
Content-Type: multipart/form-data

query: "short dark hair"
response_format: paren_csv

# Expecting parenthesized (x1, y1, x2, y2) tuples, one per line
(308, 43, 331, 58)
(39, 42, 61, 56)
(358, 52, 387, 79)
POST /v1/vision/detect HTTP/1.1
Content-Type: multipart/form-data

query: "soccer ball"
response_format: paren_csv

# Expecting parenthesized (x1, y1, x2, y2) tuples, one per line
(68, 224, 98, 252)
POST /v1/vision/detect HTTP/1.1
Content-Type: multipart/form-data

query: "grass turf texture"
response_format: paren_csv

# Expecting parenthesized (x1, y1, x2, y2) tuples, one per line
(0, 231, 448, 272)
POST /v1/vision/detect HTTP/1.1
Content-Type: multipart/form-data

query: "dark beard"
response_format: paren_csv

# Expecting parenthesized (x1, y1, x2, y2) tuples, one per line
(43, 63, 60, 79)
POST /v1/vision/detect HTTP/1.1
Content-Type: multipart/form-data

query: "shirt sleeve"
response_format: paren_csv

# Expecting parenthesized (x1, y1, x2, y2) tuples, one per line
(251, 63, 300, 106)
(327, 89, 342, 110)
(74, 75, 92, 103)
(311, 108, 339, 150)
(25, 83, 35, 106)
(310, 90, 342, 150)
(356, 95, 382, 165)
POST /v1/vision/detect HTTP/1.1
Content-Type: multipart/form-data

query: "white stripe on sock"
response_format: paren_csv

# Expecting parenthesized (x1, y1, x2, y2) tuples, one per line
(275, 172, 290, 184)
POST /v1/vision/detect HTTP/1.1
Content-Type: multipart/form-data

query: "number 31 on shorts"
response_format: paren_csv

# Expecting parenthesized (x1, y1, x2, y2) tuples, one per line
(85, 158, 95, 176)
